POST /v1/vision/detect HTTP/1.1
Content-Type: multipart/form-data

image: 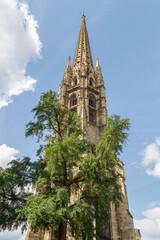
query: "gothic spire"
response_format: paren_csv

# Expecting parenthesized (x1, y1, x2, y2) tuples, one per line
(73, 15, 94, 69)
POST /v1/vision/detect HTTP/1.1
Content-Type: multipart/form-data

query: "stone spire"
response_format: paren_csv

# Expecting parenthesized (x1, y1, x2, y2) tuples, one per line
(73, 15, 93, 69)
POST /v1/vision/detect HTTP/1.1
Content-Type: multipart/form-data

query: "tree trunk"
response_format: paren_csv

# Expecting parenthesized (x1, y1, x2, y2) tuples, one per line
(58, 222, 67, 240)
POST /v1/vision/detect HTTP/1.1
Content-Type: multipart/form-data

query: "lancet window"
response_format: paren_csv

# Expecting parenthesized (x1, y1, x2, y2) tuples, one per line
(89, 79, 93, 86)
(73, 77, 78, 86)
(70, 94, 77, 107)
(70, 93, 77, 113)
(89, 94, 96, 108)
(89, 94, 96, 124)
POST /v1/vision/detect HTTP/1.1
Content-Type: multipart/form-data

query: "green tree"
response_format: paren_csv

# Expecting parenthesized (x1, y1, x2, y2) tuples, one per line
(0, 157, 40, 232)
(0, 90, 130, 240)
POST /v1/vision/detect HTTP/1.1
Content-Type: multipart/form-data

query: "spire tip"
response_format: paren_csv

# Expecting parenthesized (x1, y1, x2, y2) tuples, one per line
(82, 13, 86, 20)
(96, 58, 100, 68)
(73, 15, 93, 69)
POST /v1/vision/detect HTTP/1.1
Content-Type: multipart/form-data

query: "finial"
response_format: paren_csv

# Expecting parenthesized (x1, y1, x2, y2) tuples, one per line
(82, 13, 86, 20)
(96, 58, 100, 68)
(67, 56, 71, 68)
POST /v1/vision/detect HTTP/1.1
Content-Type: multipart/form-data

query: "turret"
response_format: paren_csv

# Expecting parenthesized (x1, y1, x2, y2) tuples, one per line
(58, 57, 72, 107)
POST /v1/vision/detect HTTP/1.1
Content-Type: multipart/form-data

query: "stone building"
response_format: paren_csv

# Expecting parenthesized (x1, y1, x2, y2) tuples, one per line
(135, 229, 141, 240)
(25, 15, 136, 240)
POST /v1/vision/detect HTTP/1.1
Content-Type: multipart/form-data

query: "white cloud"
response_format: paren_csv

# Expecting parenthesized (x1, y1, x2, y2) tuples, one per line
(143, 207, 160, 220)
(129, 161, 139, 168)
(0, 144, 19, 168)
(0, 228, 25, 240)
(0, 0, 42, 108)
(134, 205, 160, 239)
(19, 234, 25, 240)
(140, 137, 160, 178)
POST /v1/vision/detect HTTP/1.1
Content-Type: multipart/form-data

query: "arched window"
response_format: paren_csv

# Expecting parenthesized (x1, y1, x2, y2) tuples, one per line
(73, 77, 77, 86)
(89, 94, 96, 124)
(89, 79, 93, 86)
(89, 94, 96, 108)
(70, 94, 77, 107)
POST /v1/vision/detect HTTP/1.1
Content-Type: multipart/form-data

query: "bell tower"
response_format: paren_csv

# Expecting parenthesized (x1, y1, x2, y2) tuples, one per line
(25, 15, 136, 240)
(59, 15, 136, 240)
(59, 15, 107, 146)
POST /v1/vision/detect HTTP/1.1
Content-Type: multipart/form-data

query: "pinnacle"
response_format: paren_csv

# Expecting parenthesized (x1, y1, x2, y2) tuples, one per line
(96, 58, 100, 69)
(67, 56, 71, 69)
(73, 15, 93, 69)
(64, 56, 72, 77)
(65, 56, 71, 72)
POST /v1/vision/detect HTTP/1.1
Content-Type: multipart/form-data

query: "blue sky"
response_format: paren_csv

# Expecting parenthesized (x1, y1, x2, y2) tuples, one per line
(0, 0, 160, 239)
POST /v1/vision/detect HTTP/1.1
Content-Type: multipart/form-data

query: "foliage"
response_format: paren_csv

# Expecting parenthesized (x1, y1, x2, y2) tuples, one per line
(0, 157, 40, 232)
(0, 90, 130, 240)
